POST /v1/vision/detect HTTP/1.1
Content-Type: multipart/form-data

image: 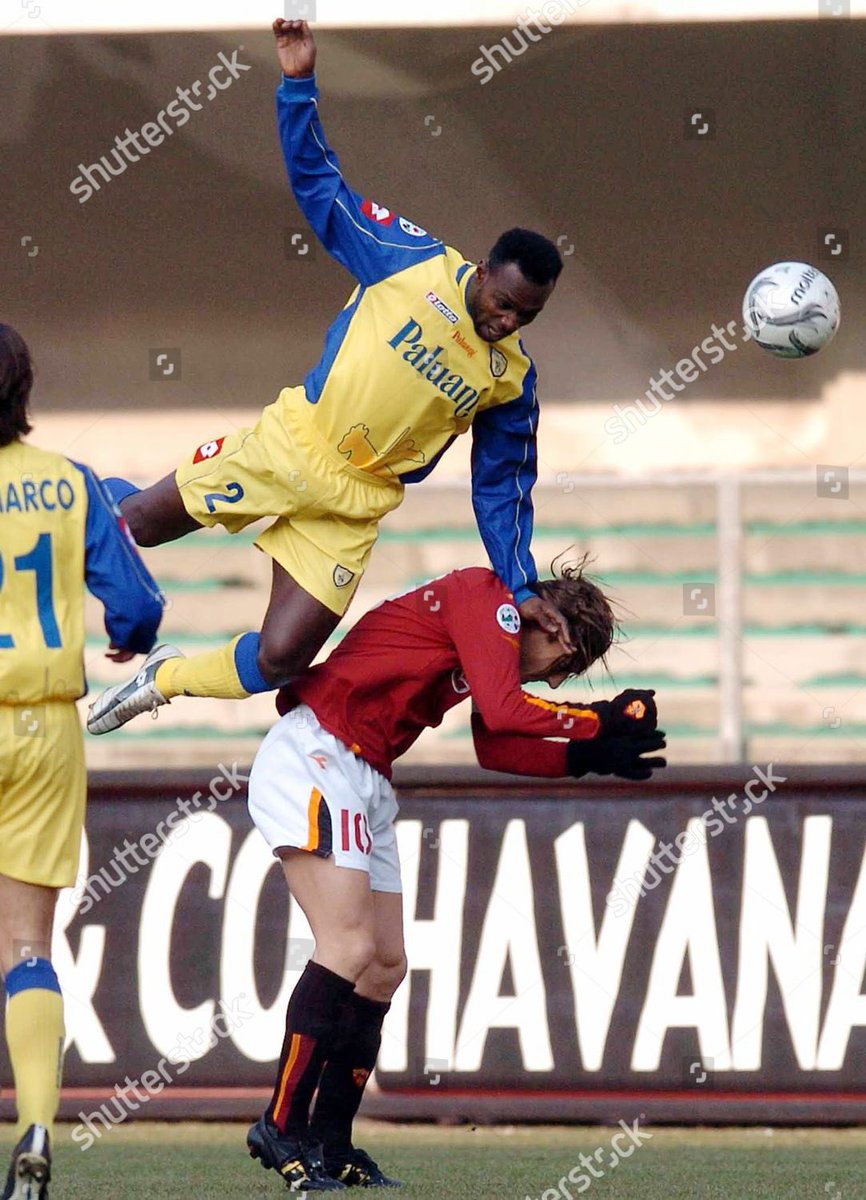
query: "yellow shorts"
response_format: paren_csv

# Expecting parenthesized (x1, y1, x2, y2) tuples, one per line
(0, 703, 86, 889)
(175, 386, 404, 615)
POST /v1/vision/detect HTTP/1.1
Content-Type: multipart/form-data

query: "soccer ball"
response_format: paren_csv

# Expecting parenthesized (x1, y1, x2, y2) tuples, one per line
(742, 261, 840, 358)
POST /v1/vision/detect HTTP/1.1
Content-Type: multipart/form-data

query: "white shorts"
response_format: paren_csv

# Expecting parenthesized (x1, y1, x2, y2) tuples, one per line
(248, 704, 402, 894)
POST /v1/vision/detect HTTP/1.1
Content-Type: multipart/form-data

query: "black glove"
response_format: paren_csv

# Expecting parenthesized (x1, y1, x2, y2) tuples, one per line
(587, 688, 658, 736)
(566, 730, 667, 781)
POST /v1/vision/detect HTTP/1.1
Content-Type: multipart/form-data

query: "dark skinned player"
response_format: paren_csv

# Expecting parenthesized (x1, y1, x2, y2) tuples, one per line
(89, 19, 571, 735)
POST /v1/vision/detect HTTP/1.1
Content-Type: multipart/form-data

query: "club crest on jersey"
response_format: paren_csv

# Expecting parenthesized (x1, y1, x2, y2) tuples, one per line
(333, 564, 356, 588)
(496, 603, 521, 634)
(193, 437, 225, 464)
(399, 217, 428, 237)
(425, 290, 459, 325)
(489, 347, 508, 378)
(361, 199, 394, 225)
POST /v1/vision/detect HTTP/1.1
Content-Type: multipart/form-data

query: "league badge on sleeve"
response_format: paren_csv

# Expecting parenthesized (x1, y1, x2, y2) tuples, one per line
(399, 217, 428, 238)
(496, 603, 521, 634)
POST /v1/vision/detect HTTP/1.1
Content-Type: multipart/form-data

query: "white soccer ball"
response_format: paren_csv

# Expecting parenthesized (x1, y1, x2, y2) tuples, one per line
(742, 261, 840, 358)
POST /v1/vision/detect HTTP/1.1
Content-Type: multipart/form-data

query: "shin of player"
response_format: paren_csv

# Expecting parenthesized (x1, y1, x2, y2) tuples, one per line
(246, 715, 406, 1190)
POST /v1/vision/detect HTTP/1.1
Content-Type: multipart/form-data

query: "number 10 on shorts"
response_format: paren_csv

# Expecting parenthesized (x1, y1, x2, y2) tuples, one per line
(341, 809, 372, 855)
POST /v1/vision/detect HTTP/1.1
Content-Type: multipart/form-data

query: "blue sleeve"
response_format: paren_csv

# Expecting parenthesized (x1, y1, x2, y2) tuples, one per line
(470, 364, 539, 605)
(276, 74, 444, 285)
(75, 463, 165, 654)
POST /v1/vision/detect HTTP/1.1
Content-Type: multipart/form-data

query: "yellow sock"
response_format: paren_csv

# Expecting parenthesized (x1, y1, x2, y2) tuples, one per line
(155, 634, 254, 700)
(6, 986, 65, 1137)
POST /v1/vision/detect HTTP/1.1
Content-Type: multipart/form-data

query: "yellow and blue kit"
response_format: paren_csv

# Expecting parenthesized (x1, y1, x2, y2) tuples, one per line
(175, 72, 542, 616)
(0, 440, 163, 886)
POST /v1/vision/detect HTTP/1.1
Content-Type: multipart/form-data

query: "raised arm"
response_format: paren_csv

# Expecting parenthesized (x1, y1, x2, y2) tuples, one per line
(273, 18, 442, 286)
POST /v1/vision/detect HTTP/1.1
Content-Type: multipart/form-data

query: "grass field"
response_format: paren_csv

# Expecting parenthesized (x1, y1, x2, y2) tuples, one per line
(2, 1121, 865, 1199)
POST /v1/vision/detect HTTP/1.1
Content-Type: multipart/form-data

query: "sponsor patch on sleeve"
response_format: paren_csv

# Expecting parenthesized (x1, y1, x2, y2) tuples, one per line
(192, 437, 225, 464)
(496, 603, 521, 634)
(361, 199, 395, 225)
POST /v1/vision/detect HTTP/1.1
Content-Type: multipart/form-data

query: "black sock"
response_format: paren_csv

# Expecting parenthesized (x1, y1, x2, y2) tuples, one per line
(266, 961, 356, 1138)
(310, 992, 390, 1157)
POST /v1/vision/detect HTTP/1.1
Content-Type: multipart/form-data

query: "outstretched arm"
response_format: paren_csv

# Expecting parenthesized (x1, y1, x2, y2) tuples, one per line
(272, 18, 442, 286)
(472, 713, 668, 781)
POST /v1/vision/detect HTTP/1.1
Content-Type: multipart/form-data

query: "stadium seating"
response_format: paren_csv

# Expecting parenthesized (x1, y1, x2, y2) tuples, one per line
(80, 477, 866, 769)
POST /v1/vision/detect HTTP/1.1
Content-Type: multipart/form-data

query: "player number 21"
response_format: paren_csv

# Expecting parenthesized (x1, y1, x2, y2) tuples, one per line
(0, 532, 62, 649)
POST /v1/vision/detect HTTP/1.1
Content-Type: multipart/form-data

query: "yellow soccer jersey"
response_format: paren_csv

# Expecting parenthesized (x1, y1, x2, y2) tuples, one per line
(277, 75, 541, 604)
(289, 246, 533, 481)
(0, 441, 163, 704)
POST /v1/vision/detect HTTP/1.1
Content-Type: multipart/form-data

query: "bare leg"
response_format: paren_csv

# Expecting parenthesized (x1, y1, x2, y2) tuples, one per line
(120, 472, 203, 547)
(257, 561, 342, 685)
(0, 874, 57, 976)
(280, 851, 376, 980)
(353, 891, 407, 1003)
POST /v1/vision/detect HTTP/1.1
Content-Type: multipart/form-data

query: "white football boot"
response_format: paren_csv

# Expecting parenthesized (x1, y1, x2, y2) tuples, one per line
(87, 644, 183, 734)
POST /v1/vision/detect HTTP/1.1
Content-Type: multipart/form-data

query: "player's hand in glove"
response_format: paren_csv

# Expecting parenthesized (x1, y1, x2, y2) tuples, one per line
(567, 730, 667, 781)
(587, 688, 658, 736)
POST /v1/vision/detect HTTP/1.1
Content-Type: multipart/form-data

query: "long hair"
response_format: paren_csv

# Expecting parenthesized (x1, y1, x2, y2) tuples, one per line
(0, 324, 34, 447)
(531, 552, 618, 676)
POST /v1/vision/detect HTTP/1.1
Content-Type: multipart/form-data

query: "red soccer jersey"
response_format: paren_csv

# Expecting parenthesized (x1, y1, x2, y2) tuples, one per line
(281, 567, 600, 779)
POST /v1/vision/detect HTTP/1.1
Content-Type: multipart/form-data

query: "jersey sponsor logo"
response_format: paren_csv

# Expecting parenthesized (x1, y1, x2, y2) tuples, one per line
(451, 668, 470, 695)
(425, 290, 459, 325)
(361, 198, 394, 225)
(489, 347, 508, 378)
(193, 437, 225, 464)
(399, 217, 428, 237)
(496, 603, 521, 634)
(333, 564, 355, 588)
(387, 318, 480, 419)
(451, 329, 477, 358)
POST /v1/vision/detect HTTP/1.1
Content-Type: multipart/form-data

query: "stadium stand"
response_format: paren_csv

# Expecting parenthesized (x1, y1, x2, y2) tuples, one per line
(79, 476, 866, 770)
